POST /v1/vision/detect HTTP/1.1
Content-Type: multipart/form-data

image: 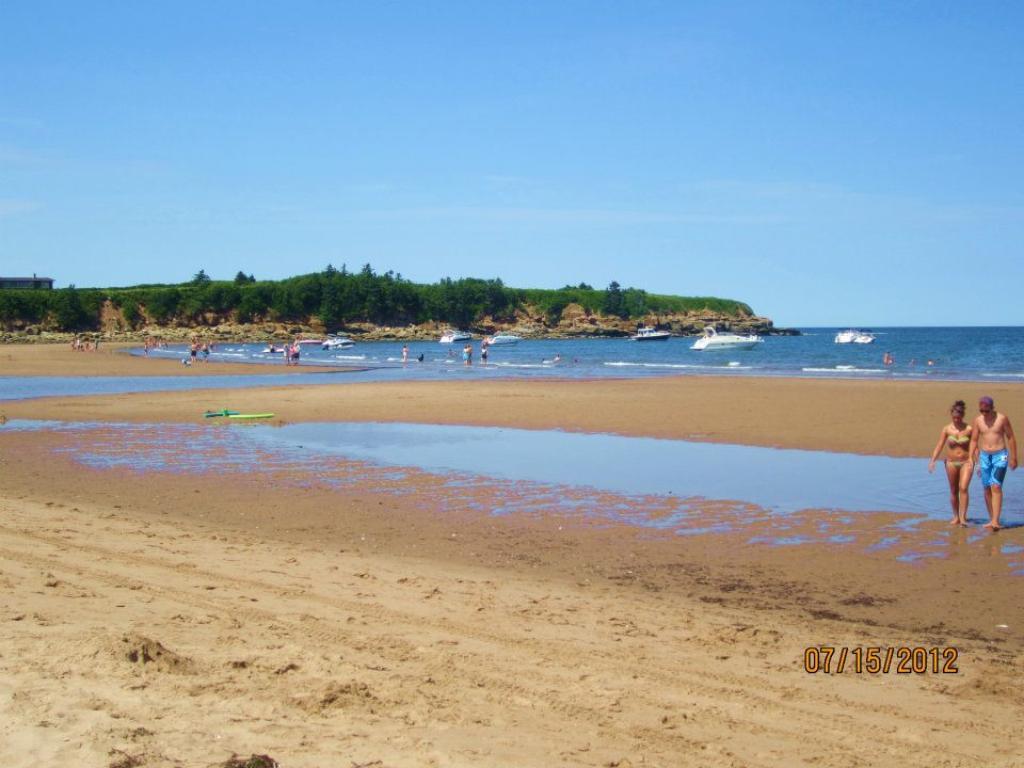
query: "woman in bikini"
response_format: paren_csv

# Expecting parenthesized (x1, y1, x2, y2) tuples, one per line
(928, 400, 973, 526)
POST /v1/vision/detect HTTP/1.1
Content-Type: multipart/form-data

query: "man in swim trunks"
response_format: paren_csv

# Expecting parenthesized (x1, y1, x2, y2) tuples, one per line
(969, 396, 1017, 530)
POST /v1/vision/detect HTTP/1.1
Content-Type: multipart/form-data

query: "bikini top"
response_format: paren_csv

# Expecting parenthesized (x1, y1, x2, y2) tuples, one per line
(947, 432, 971, 448)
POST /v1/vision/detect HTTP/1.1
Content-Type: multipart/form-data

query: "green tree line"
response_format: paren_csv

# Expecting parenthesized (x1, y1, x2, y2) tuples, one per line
(0, 266, 754, 332)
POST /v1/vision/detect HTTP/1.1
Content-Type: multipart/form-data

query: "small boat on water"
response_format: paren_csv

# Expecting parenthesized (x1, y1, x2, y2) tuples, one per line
(484, 333, 522, 346)
(834, 329, 875, 344)
(690, 326, 762, 351)
(322, 336, 355, 350)
(295, 338, 325, 347)
(262, 345, 285, 354)
(632, 326, 671, 341)
(440, 330, 473, 343)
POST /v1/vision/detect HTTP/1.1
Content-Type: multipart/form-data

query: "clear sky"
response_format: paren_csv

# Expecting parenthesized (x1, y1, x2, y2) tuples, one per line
(2, 1, 1022, 326)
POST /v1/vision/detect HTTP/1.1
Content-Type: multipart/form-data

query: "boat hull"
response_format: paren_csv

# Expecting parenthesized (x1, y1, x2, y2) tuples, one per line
(691, 339, 762, 351)
(633, 333, 670, 341)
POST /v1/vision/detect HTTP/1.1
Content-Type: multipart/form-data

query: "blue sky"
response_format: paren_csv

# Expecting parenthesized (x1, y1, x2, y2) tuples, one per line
(2, 1, 1022, 326)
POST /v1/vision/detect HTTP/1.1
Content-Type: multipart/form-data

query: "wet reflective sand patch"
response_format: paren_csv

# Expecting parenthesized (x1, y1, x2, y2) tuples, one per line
(4, 418, 1022, 573)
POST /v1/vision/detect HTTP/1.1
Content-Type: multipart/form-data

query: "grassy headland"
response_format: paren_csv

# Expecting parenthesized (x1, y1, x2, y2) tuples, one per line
(0, 265, 783, 341)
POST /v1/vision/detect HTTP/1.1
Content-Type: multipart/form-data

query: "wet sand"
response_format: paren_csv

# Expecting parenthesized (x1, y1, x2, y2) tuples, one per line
(1, 344, 1023, 766)
(4, 372, 1024, 457)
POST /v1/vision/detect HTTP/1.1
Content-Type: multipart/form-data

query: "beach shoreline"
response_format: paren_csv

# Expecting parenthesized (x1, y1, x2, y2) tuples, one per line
(0, 342, 356, 378)
(2, 342, 1023, 766)
(4, 373, 1023, 458)
(2, 434, 1022, 767)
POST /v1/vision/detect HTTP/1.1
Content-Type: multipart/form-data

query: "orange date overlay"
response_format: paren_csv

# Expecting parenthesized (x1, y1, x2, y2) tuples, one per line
(803, 646, 959, 674)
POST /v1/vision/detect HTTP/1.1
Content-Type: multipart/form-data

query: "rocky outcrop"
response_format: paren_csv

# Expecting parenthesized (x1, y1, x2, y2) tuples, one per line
(0, 300, 796, 343)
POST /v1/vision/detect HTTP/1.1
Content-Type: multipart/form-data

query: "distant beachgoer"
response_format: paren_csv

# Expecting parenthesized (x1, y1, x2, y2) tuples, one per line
(190, 342, 198, 364)
(402, 345, 409, 363)
(417, 353, 424, 362)
(928, 400, 973, 526)
(553, 354, 561, 363)
(481, 346, 489, 363)
(201, 342, 210, 361)
(463, 343, 473, 365)
(883, 352, 894, 366)
(969, 396, 1017, 530)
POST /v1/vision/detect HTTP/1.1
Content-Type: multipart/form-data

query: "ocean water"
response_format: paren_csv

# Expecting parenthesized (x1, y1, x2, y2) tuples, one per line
(2, 326, 1022, 401)
(138, 326, 1024, 382)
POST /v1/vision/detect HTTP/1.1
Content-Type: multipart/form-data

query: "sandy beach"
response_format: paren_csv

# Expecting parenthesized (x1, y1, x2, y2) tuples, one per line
(2, 345, 1022, 767)
(0, 343, 351, 378)
(4, 361, 1024, 457)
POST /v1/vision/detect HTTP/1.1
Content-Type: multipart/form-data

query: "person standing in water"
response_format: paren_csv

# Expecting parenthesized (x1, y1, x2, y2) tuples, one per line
(402, 344, 409, 363)
(928, 400, 973, 526)
(969, 396, 1017, 530)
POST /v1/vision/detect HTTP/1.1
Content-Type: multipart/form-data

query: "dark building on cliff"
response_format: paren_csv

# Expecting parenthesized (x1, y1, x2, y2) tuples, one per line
(0, 274, 54, 289)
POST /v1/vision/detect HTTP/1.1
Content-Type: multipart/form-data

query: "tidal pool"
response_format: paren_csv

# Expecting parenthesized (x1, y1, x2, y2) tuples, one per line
(7, 418, 1020, 528)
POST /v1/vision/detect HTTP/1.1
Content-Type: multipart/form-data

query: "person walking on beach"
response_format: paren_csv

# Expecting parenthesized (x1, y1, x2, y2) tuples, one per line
(969, 396, 1017, 530)
(928, 400, 973, 526)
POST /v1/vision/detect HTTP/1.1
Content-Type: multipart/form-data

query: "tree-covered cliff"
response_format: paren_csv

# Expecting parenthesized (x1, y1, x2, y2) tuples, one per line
(0, 265, 757, 334)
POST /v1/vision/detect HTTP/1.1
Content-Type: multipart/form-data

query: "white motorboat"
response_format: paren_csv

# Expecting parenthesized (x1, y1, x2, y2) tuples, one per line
(632, 326, 671, 341)
(439, 330, 473, 343)
(690, 326, 763, 351)
(834, 329, 875, 344)
(322, 336, 355, 350)
(294, 339, 325, 348)
(484, 333, 522, 346)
